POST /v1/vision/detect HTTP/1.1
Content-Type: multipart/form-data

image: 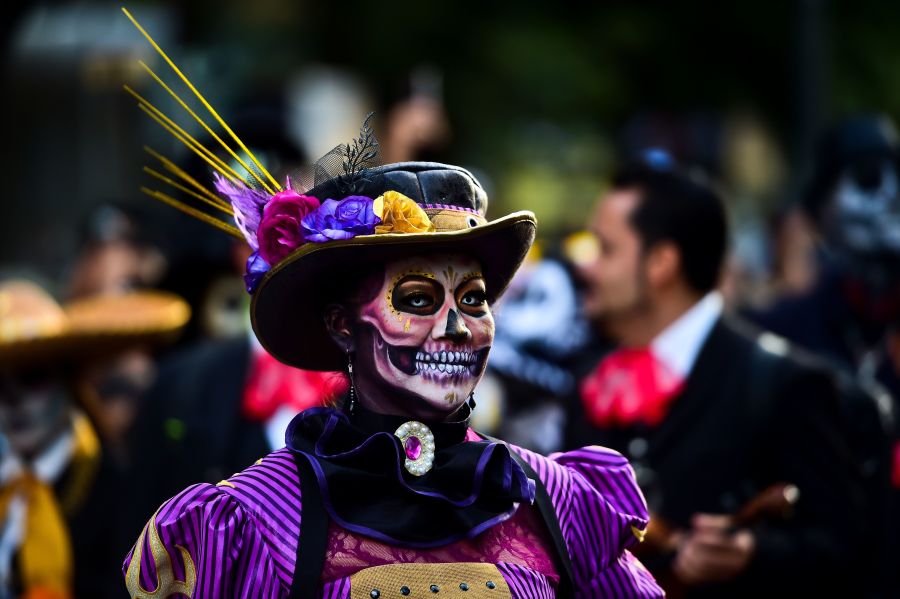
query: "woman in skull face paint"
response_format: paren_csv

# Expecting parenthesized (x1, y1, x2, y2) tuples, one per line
(125, 162, 662, 598)
(328, 253, 495, 421)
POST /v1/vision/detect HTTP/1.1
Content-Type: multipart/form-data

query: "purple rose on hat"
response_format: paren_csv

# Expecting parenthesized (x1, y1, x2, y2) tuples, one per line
(301, 195, 380, 242)
(244, 250, 270, 294)
(257, 190, 321, 265)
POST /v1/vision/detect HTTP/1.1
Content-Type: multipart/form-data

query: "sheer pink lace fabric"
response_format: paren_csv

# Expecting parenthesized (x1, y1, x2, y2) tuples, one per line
(321, 502, 559, 583)
(321, 431, 559, 584)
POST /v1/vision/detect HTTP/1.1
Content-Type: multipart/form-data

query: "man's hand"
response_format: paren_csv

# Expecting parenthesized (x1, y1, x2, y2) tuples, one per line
(671, 513, 755, 586)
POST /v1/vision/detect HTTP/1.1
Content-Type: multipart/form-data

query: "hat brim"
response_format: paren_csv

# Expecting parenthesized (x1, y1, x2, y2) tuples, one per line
(251, 211, 537, 371)
(0, 292, 191, 370)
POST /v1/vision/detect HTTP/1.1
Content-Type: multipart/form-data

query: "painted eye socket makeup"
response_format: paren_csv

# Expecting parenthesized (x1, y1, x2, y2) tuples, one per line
(456, 278, 488, 317)
(391, 276, 444, 316)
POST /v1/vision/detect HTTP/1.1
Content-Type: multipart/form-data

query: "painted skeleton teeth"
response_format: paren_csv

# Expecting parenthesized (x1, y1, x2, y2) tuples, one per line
(417, 350, 479, 364)
(414, 360, 478, 376)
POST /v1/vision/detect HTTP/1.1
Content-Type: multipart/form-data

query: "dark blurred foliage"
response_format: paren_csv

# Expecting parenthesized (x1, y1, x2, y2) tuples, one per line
(5, 0, 900, 282)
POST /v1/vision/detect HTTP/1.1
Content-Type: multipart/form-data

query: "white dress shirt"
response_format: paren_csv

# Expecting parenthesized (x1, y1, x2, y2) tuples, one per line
(650, 291, 724, 380)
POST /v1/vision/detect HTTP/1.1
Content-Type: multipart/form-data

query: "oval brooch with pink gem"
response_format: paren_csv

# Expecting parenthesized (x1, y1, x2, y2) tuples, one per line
(394, 421, 435, 476)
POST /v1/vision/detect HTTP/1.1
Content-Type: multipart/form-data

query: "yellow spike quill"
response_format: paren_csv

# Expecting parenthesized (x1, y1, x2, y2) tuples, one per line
(124, 84, 248, 187)
(140, 187, 243, 240)
(142, 166, 234, 217)
(122, 7, 281, 192)
(139, 60, 276, 195)
(143, 146, 231, 210)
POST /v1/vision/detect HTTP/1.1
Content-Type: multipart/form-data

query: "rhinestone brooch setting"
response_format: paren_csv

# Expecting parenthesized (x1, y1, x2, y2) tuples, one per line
(394, 420, 435, 476)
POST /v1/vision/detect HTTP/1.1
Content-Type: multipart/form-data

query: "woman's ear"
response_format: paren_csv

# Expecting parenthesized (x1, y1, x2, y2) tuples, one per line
(324, 303, 355, 354)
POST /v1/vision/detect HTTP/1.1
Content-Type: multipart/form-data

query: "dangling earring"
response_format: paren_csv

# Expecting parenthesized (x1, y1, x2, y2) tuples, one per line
(347, 350, 357, 415)
(467, 392, 476, 411)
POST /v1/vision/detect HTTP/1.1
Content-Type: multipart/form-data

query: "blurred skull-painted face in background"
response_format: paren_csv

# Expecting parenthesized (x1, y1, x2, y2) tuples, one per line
(824, 156, 900, 275)
(352, 254, 494, 420)
(0, 369, 70, 458)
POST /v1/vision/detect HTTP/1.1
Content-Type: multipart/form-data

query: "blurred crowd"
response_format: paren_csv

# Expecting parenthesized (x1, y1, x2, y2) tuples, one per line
(2, 3, 900, 598)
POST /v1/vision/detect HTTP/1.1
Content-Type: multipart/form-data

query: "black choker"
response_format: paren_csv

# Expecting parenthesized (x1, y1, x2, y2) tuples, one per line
(285, 406, 535, 548)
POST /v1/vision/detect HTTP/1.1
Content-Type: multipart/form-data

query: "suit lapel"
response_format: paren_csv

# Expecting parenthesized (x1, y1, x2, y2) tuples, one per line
(646, 318, 739, 459)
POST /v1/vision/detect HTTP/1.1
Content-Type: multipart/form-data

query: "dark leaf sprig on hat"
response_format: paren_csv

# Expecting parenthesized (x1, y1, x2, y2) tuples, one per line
(301, 113, 381, 197)
(342, 112, 379, 179)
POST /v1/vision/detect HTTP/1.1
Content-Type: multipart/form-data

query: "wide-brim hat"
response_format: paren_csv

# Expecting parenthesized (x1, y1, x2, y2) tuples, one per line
(251, 162, 536, 371)
(0, 281, 191, 370)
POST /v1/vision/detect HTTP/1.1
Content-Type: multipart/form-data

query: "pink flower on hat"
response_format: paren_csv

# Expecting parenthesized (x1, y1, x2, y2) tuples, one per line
(257, 190, 321, 265)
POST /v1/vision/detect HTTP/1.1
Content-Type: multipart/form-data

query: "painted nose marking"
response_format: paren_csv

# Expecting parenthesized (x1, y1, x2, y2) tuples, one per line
(444, 309, 469, 340)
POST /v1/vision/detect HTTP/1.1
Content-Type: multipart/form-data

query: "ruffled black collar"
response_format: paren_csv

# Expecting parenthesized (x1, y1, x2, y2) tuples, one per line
(285, 405, 535, 548)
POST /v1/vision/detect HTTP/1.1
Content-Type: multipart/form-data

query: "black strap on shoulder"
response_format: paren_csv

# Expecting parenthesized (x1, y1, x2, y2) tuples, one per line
(289, 451, 330, 599)
(479, 434, 576, 597)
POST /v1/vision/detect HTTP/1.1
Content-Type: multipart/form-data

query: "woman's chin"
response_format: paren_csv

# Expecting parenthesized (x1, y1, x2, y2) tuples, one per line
(384, 386, 471, 421)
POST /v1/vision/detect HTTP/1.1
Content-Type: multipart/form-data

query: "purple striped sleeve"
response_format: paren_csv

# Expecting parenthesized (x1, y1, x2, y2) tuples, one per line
(321, 577, 352, 598)
(497, 561, 555, 599)
(123, 448, 304, 598)
(512, 444, 664, 598)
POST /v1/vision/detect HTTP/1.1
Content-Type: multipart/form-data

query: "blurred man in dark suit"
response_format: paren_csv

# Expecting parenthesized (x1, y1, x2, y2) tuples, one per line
(567, 154, 866, 598)
(748, 114, 899, 596)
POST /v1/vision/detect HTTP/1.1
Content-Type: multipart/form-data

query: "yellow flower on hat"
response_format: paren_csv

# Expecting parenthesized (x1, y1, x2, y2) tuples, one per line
(373, 191, 435, 234)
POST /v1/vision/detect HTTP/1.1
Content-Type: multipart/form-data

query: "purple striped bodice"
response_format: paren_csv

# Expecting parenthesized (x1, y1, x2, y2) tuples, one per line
(124, 442, 662, 598)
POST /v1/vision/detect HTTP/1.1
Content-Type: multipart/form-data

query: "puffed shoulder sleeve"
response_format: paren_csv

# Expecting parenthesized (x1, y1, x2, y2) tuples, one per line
(123, 482, 285, 598)
(514, 445, 663, 598)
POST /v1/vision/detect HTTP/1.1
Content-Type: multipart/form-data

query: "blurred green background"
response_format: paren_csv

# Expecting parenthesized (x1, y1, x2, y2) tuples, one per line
(3, 0, 900, 285)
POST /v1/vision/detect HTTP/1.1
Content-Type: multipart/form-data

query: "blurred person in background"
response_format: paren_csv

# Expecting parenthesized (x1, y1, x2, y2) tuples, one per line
(748, 113, 900, 595)
(66, 203, 168, 300)
(65, 203, 169, 465)
(0, 279, 188, 598)
(479, 248, 592, 454)
(567, 154, 865, 598)
(379, 69, 451, 164)
(754, 115, 900, 384)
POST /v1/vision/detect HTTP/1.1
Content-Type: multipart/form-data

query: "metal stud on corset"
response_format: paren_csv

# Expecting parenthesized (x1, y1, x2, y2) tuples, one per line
(394, 421, 435, 476)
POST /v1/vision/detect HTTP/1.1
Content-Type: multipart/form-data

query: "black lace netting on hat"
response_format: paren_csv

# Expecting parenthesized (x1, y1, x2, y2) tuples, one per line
(286, 112, 380, 196)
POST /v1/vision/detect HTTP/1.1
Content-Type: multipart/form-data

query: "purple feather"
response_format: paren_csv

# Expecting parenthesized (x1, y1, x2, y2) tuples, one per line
(214, 173, 270, 250)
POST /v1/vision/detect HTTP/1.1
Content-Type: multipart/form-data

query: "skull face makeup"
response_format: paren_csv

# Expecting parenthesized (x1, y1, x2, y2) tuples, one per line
(350, 254, 494, 420)
(819, 157, 900, 303)
(826, 158, 900, 263)
(0, 370, 70, 458)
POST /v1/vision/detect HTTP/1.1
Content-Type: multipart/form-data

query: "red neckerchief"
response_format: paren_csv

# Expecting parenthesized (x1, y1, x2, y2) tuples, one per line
(242, 350, 348, 421)
(580, 347, 685, 428)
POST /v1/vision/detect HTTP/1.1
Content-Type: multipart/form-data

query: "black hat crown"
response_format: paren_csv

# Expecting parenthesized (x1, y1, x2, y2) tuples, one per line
(306, 162, 488, 216)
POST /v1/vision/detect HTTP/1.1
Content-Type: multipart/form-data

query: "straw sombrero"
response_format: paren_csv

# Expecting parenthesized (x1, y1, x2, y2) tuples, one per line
(0, 281, 191, 369)
(250, 162, 536, 371)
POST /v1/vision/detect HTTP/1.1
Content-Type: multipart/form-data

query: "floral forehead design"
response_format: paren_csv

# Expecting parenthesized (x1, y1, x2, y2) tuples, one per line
(119, 8, 470, 295)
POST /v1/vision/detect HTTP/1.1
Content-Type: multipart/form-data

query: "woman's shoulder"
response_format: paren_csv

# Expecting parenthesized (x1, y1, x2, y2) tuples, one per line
(510, 443, 644, 507)
(216, 446, 303, 511)
(503, 443, 662, 596)
(123, 447, 302, 598)
(159, 446, 303, 542)
(509, 444, 649, 552)
(157, 446, 302, 522)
